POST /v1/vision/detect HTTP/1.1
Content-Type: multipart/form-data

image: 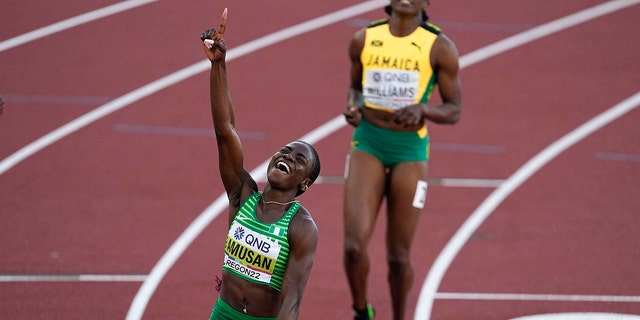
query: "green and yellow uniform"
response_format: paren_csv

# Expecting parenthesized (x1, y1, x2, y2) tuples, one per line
(351, 19, 441, 166)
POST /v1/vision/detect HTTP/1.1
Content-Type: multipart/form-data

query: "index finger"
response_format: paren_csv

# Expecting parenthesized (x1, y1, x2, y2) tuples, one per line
(217, 8, 228, 37)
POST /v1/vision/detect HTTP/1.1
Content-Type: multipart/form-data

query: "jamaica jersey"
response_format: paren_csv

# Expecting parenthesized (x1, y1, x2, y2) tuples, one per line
(222, 192, 299, 291)
(361, 19, 441, 111)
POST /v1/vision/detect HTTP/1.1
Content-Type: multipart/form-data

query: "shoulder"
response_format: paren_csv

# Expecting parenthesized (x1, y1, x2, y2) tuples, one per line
(292, 205, 317, 232)
(419, 22, 442, 35)
(288, 206, 318, 245)
(368, 18, 389, 29)
(430, 28, 459, 68)
(433, 33, 458, 58)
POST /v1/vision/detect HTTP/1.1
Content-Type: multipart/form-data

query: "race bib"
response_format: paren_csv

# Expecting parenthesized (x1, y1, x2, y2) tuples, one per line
(363, 69, 420, 110)
(223, 221, 281, 284)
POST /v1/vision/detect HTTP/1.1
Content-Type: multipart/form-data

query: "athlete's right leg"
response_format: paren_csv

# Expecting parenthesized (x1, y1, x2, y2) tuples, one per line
(385, 161, 428, 320)
(343, 149, 386, 313)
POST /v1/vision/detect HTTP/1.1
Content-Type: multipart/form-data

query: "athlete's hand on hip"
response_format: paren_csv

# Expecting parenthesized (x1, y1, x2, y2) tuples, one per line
(344, 105, 362, 127)
(393, 103, 425, 127)
(201, 8, 228, 62)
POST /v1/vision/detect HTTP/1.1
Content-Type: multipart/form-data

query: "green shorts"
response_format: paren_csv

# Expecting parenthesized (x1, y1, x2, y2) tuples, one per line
(351, 118, 429, 167)
(209, 297, 276, 320)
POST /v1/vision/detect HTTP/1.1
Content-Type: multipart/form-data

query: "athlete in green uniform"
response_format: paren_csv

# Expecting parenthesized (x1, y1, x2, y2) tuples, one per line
(342, 1, 462, 319)
(201, 8, 321, 320)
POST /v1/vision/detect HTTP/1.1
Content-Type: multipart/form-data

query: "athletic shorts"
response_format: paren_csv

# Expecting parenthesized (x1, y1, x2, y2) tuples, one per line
(351, 118, 429, 167)
(209, 297, 276, 320)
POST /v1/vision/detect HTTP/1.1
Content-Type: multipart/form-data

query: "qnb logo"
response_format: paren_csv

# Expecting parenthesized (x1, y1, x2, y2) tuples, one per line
(234, 226, 245, 240)
(373, 72, 382, 82)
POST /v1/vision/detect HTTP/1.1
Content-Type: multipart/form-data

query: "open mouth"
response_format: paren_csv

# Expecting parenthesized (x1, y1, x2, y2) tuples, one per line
(275, 161, 291, 174)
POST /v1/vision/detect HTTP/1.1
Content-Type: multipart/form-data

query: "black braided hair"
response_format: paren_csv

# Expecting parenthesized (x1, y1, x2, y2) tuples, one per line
(384, 4, 428, 21)
(296, 140, 321, 196)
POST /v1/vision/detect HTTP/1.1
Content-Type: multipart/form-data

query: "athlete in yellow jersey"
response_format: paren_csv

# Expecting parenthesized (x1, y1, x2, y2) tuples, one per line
(342, 1, 462, 319)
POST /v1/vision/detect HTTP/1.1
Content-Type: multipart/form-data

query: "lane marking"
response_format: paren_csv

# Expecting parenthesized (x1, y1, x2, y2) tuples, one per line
(113, 123, 267, 140)
(417, 91, 640, 318)
(0, 93, 113, 105)
(432, 142, 505, 154)
(0, 0, 157, 53)
(0, 0, 386, 176)
(0, 274, 147, 282)
(439, 178, 504, 188)
(458, 0, 640, 69)
(594, 152, 640, 162)
(416, 93, 640, 320)
(415, 0, 640, 318)
(510, 313, 640, 320)
(436, 292, 640, 303)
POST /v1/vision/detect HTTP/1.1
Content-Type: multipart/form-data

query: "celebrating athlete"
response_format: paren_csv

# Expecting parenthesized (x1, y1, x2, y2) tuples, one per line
(202, 8, 321, 320)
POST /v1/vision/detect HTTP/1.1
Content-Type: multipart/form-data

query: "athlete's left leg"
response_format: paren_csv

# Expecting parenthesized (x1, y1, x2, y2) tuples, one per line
(386, 161, 428, 320)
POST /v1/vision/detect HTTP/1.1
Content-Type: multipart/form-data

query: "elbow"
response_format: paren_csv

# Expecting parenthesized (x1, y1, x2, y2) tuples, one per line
(433, 106, 460, 125)
(449, 109, 461, 124)
(426, 102, 461, 125)
(213, 125, 236, 141)
(446, 103, 462, 124)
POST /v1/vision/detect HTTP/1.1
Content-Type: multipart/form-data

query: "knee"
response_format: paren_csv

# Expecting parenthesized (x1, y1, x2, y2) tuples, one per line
(344, 241, 366, 264)
(387, 253, 411, 274)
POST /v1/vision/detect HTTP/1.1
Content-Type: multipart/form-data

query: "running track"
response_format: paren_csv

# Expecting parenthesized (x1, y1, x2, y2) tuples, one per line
(1, 1, 639, 319)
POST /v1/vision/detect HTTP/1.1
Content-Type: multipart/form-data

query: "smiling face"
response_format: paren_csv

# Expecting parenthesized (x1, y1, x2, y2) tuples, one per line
(266, 141, 317, 195)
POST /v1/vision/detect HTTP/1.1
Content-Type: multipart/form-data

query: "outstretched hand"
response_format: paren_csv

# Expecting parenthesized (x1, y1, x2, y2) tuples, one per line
(201, 8, 228, 62)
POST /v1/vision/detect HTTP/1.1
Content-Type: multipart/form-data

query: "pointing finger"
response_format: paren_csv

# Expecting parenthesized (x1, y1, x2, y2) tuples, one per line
(213, 8, 228, 41)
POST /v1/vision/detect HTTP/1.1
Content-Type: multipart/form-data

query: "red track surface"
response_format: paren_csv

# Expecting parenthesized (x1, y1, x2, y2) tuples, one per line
(1, 1, 639, 319)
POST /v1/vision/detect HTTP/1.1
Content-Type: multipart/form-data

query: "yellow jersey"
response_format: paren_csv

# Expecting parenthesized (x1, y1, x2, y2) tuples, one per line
(361, 19, 441, 112)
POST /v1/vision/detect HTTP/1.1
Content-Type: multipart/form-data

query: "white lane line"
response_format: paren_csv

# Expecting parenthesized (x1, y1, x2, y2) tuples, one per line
(415, 0, 640, 318)
(0, 0, 157, 53)
(416, 94, 640, 319)
(511, 312, 640, 320)
(0, 0, 387, 176)
(459, 0, 640, 69)
(436, 292, 640, 303)
(439, 178, 504, 188)
(0, 274, 147, 282)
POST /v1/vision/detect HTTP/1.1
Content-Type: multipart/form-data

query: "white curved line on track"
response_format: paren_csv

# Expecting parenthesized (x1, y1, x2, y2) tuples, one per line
(510, 313, 640, 320)
(417, 91, 640, 319)
(415, 0, 640, 319)
(436, 292, 640, 303)
(0, 0, 157, 53)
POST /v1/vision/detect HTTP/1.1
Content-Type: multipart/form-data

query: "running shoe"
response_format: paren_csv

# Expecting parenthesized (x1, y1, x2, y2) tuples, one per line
(353, 303, 375, 320)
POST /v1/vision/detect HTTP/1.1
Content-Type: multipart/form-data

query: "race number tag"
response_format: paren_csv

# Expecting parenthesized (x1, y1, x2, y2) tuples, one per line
(223, 222, 281, 284)
(412, 180, 428, 209)
(363, 69, 420, 110)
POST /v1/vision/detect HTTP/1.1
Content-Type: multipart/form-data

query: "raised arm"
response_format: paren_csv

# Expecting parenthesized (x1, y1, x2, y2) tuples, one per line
(201, 9, 255, 210)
